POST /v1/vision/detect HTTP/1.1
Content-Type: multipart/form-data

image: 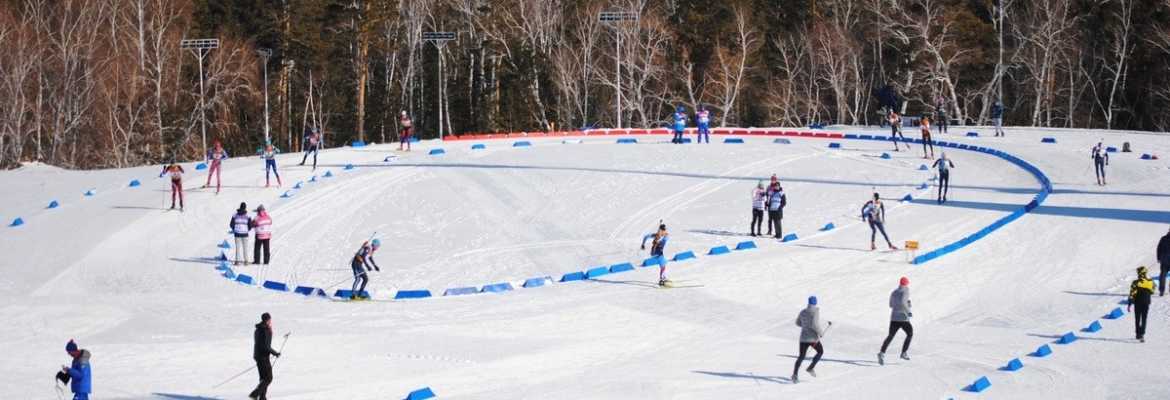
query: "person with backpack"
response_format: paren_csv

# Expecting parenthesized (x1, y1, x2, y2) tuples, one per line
(299, 128, 320, 170)
(766, 181, 788, 239)
(642, 224, 671, 286)
(751, 181, 766, 237)
(350, 239, 381, 299)
(863, 193, 897, 251)
(1091, 141, 1109, 186)
(695, 105, 711, 144)
(887, 111, 905, 151)
(204, 140, 229, 194)
(1158, 227, 1170, 296)
(159, 162, 185, 211)
(878, 277, 913, 365)
(230, 202, 253, 265)
(1128, 266, 1155, 342)
(251, 205, 273, 265)
(792, 296, 830, 383)
(58, 340, 92, 400)
(932, 152, 955, 204)
(250, 312, 281, 400)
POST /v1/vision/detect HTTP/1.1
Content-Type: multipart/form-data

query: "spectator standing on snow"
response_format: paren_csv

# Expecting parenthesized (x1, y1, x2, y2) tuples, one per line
(1129, 266, 1155, 342)
(991, 101, 1005, 137)
(751, 181, 766, 237)
(58, 340, 92, 400)
(878, 277, 913, 365)
(250, 312, 281, 400)
(934, 95, 948, 134)
(1158, 227, 1170, 296)
(230, 203, 252, 265)
(696, 105, 711, 144)
(766, 181, 788, 239)
(792, 296, 829, 383)
(251, 205, 273, 265)
(863, 193, 897, 251)
(672, 106, 688, 144)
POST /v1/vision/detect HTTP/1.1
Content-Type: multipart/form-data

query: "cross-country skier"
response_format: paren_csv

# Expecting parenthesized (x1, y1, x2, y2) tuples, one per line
(888, 111, 905, 151)
(1129, 266, 1155, 342)
(932, 152, 955, 204)
(159, 162, 185, 211)
(251, 205, 272, 265)
(792, 296, 829, 383)
(58, 340, 92, 400)
(878, 277, 913, 365)
(230, 202, 253, 265)
(641, 224, 671, 286)
(350, 239, 381, 299)
(399, 111, 413, 151)
(751, 181, 766, 236)
(204, 140, 229, 194)
(250, 312, 280, 400)
(934, 95, 948, 134)
(300, 128, 320, 170)
(920, 117, 934, 159)
(863, 193, 897, 251)
(260, 143, 282, 187)
(696, 105, 711, 143)
(672, 106, 688, 144)
(1092, 142, 1109, 185)
(1158, 227, 1170, 296)
(991, 101, 1005, 137)
(766, 181, 788, 239)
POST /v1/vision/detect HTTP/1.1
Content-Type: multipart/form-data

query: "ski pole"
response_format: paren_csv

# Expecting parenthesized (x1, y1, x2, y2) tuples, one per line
(211, 332, 290, 389)
(270, 332, 291, 369)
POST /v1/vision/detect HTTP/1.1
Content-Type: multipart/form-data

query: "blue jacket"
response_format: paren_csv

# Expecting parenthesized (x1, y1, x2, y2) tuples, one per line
(68, 350, 92, 394)
(672, 112, 687, 132)
(991, 104, 1004, 118)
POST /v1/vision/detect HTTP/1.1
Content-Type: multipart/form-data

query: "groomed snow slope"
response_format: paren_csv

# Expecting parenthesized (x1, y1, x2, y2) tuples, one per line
(1, 126, 1168, 399)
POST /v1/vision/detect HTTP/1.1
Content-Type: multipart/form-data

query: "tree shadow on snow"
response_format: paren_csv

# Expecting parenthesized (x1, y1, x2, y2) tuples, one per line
(775, 354, 880, 367)
(151, 393, 224, 400)
(692, 370, 792, 384)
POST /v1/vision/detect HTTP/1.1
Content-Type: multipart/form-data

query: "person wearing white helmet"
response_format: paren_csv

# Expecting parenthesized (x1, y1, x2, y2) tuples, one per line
(349, 239, 382, 300)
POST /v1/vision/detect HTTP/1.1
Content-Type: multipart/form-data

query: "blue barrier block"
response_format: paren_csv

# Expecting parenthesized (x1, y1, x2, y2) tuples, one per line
(215, 261, 230, 271)
(481, 282, 514, 293)
(218, 240, 231, 249)
(917, 183, 928, 190)
(1106, 146, 1118, 153)
(1041, 137, 1056, 143)
(966, 131, 979, 137)
(821, 223, 835, 231)
(282, 191, 297, 198)
(129, 179, 141, 187)
(309, 175, 318, 182)
(293, 286, 323, 296)
(218, 252, 228, 261)
(1000, 358, 1024, 372)
(345, 164, 355, 170)
(410, 136, 420, 143)
(735, 241, 757, 250)
(47, 200, 60, 209)
(943, 142, 958, 148)
(293, 182, 303, 189)
(443, 287, 479, 296)
(235, 274, 254, 285)
(262, 281, 289, 291)
(221, 269, 236, 280)
(708, 245, 731, 255)
(406, 387, 436, 400)
(641, 256, 665, 267)
(724, 138, 745, 144)
(880, 153, 891, 159)
(918, 164, 928, 171)
(1056, 332, 1077, 344)
(560, 272, 586, 282)
(680, 137, 693, 143)
(323, 171, 334, 178)
(964, 376, 991, 393)
(395, 290, 433, 299)
(351, 140, 366, 147)
(513, 140, 532, 147)
(334, 289, 370, 299)
(586, 266, 610, 279)
(1141, 153, 1152, 160)
(958, 144, 969, 150)
(471, 143, 487, 150)
(195, 163, 207, 170)
(617, 138, 638, 144)
(782, 233, 798, 242)
(773, 138, 791, 144)
(1031, 344, 1052, 357)
(9, 217, 25, 227)
(523, 277, 551, 288)
(901, 194, 913, 202)
(872, 135, 889, 141)
(1082, 321, 1102, 333)
(1105, 307, 1124, 319)
(428, 148, 446, 155)
(859, 135, 874, 140)
(672, 251, 696, 261)
(84, 189, 97, 197)
(828, 142, 841, 149)
(609, 263, 635, 274)
(844, 134, 859, 139)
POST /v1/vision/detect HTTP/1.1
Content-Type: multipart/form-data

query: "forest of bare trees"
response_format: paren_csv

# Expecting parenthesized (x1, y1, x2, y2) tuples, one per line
(2, 0, 1169, 169)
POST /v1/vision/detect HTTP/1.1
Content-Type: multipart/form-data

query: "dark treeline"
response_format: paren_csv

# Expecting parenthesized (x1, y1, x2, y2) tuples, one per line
(2, 0, 1169, 169)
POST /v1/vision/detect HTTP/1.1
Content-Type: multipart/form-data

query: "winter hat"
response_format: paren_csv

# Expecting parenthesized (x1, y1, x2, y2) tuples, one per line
(261, 312, 271, 322)
(676, 105, 685, 113)
(808, 296, 818, 305)
(659, 224, 667, 231)
(238, 202, 247, 213)
(900, 277, 910, 286)
(65, 339, 78, 353)
(1138, 266, 1148, 277)
(757, 181, 764, 189)
(256, 204, 266, 212)
(371, 239, 382, 248)
(873, 192, 881, 200)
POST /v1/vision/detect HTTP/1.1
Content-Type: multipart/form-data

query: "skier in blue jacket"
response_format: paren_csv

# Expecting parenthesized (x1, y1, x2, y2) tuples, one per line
(59, 339, 92, 400)
(642, 224, 671, 286)
(672, 106, 688, 144)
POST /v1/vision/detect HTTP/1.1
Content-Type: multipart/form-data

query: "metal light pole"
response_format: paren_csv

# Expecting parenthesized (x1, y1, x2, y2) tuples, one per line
(283, 59, 295, 150)
(180, 38, 219, 161)
(599, 11, 637, 129)
(257, 48, 272, 144)
(423, 31, 455, 140)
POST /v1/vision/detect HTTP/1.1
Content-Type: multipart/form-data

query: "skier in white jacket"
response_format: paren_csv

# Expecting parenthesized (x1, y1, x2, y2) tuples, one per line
(793, 296, 830, 383)
(878, 277, 913, 365)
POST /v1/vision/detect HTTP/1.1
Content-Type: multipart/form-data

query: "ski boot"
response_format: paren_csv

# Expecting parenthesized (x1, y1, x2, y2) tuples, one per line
(791, 373, 799, 384)
(806, 367, 816, 377)
(878, 352, 885, 365)
(900, 352, 910, 361)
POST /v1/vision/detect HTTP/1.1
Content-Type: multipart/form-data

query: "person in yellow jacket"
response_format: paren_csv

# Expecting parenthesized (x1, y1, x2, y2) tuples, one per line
(1128, 266, 1155, 342)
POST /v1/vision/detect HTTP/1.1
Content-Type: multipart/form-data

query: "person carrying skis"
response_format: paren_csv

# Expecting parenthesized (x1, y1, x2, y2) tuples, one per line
(58, 340, 92, 400)
(260, 143, 282, 187)
(920, 116, 934, 159)
(641, 224, 671, 286)
(766, 181, 788, 239)
(300, 128, 320, 170)
(230, 202, 253, 265)
(887, 111, 905, 151)
(1128, 266, 1155, 342)
(932, 152, 955, 204)
(350, 239, 381, 299)
(863, 193, 897, 251)
(159, 162, 185, 211)
(696, 105, 711, 143)
(251, 205, 273, 265)
(1158, 227, 1170, 296)
(1092, 141, 1109, 185)
(204, 140, 229, 194)
(878, 277, 913, 365)
(991, 101, 1005, 137)
(672, 106, 688, 144)
(751, 181, 766, 237)
(792, 296, 829, 383)
(250, 312, 280, 400)
(399, 111, 413, 151)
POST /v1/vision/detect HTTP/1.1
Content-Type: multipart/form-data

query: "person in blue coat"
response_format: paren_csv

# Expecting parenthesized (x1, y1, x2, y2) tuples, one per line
(671, 106, 688, 144)
(695, 105, 711, 143)
(59, 339, 92, 400)
(991, 101, 1005, 137)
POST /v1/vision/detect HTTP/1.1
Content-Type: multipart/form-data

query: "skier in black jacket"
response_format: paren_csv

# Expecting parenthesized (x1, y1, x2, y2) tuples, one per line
(250, 313, 281, 400)
(1158, 227, 1170, 296)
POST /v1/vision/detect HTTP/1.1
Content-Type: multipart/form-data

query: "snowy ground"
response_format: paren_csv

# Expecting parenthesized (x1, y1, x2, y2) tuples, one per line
(1, 126, 1168, 399)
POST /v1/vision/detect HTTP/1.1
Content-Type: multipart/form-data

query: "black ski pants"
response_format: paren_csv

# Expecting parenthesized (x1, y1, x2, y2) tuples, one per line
(880, 321, 914, 354)
(250, 357, 273, 400)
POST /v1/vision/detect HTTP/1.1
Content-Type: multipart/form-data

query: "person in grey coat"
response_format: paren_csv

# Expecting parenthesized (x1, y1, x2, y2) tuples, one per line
(792, 296, 830, 383)
(878, 277, 913, 365)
